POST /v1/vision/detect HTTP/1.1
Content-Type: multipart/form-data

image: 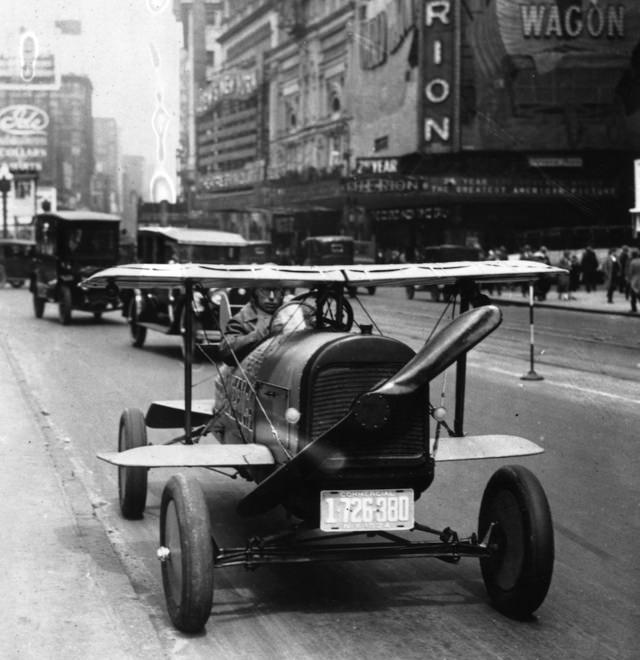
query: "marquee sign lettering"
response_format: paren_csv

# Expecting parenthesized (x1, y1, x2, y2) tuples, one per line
(420, 0, 457, 153)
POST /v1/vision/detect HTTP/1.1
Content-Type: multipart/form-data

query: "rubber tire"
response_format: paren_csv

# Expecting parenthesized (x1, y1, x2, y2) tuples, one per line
(479, 465, 554, 619)
(405, 286, 415, 300)
(160, 474, 214, 633)
(367, 286, 376, 295)
(129, 298, 147, 347)
(117, 408, 148, 519)
(93, 311, 103, 321)
(430, 288, 441, 302)
(33, 293, 45, 318)
(9, 279, 24, 288)
(58, 286, 72, 325)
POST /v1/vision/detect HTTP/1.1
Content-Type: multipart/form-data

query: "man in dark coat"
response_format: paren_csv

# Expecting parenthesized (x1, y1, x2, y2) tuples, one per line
(580, 246, 599, 292)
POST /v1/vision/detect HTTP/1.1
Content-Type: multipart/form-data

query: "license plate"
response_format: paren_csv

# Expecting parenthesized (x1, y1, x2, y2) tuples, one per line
(320, 489, 414, 532)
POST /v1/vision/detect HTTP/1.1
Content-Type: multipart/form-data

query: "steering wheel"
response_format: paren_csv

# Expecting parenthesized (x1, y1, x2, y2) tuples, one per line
(316, 290, 354, 331)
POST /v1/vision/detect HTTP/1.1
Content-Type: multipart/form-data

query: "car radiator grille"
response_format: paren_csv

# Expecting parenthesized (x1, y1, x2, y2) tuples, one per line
(309, 363, 427, 458)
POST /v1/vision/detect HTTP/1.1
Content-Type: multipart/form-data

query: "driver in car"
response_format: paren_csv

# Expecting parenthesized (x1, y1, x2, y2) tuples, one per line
(219, 286, 285, 366)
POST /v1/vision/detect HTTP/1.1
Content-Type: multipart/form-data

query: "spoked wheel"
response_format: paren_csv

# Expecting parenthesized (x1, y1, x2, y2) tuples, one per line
(33, 293, 45, 318)
(118, 408, 148, 519)
(129, 298, 147, 347)
(159, 474, 214, 633)
(58, 285, 72, 325)
(478, 465, 554, 619)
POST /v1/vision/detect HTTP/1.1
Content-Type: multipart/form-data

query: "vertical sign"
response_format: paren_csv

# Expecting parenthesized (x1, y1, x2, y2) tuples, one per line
(420, 0, 458, 153)
(633, 159, 640, 238)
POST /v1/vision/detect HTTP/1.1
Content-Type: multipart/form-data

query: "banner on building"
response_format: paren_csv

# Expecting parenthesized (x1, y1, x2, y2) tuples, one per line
(197, 64, 259, 113)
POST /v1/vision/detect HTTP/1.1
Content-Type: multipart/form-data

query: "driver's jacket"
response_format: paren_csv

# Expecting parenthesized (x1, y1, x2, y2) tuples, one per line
(219, 301, 272, 366)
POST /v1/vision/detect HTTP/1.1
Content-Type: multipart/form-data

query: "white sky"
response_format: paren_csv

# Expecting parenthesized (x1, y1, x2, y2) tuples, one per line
(1, 0, 182, 191)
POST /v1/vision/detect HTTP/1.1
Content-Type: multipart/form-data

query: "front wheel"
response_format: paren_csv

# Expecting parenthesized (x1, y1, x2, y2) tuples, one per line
(479, 465, 554, 619)
(160, 474, 214, 633)
(58, 285, 72, 325)
(118, 408, 148, 519)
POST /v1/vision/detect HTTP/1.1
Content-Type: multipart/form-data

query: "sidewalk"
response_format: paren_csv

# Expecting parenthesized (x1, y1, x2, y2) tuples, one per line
(0, 339, 165, 660)
(489, 286, 638, 317)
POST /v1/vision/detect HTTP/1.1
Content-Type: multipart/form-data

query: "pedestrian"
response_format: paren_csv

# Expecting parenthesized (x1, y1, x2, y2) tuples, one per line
(569, 254, 580, 297)
(580, 246, 599, 292)
(219, 286, 285, 366)
(556, 250, 572, 301)
(628, 248, 640, 313)
(602, 248, 619, 303)
(618, 245, 630, 298)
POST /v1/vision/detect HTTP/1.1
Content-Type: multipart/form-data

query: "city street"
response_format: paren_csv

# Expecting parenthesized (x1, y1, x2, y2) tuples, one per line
(1, 285, 638, 659)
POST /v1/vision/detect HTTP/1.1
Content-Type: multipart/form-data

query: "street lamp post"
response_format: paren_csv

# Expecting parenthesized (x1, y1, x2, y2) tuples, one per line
(0, 163, 14, 239)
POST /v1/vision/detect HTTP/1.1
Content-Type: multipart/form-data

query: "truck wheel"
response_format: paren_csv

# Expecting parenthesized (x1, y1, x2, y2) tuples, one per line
(118, 408, 148, 519)
(129, 298, 147, 347)
(478, 465, 554, 619)
(160, 474, 214, 633)
(33, 293, 45, 318)
(58, 286, 72, 325)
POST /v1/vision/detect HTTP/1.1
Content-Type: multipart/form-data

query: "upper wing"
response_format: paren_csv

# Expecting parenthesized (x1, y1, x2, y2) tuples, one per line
(82, 260, 564, 290)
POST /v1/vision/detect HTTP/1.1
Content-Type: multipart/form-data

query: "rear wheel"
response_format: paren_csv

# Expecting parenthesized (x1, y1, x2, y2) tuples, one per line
(118, 408, 148, 519)
(33, 293, 45, 318)
(479, 465, 554, 619)
(160, 474, 214, 633)
(58, 285, 72, 325)
(129, 298, 147, 347)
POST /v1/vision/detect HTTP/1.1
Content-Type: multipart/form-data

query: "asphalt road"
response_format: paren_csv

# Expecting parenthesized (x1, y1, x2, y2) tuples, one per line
(1, 286, 639, 659)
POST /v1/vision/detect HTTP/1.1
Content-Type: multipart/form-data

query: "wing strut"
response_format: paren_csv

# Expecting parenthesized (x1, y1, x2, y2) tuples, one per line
(184, 279, 193, 443)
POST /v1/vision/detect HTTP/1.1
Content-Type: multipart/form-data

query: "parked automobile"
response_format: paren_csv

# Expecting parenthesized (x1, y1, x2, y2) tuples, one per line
(0, 237, 35, 288)
(30, 211, 122, 323)
(124, 226, 248, 358)
(406, 245, 483, 301)
(240, 239, 273, 264)
(302, 235, 376, 295)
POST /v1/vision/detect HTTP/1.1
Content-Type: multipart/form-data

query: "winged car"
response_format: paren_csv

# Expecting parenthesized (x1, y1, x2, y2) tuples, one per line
(83, 259, 563, 634)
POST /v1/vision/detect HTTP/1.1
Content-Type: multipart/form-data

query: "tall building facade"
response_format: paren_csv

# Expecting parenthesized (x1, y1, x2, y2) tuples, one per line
(92, 117, 120, 214)
(174, 0, 640, 257)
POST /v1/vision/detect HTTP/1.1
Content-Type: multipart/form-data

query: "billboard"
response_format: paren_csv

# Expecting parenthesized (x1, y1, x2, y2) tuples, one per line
(346, 0, 420, 157)
(449, 0, 640, 151)
(0, 103, 50, 172)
